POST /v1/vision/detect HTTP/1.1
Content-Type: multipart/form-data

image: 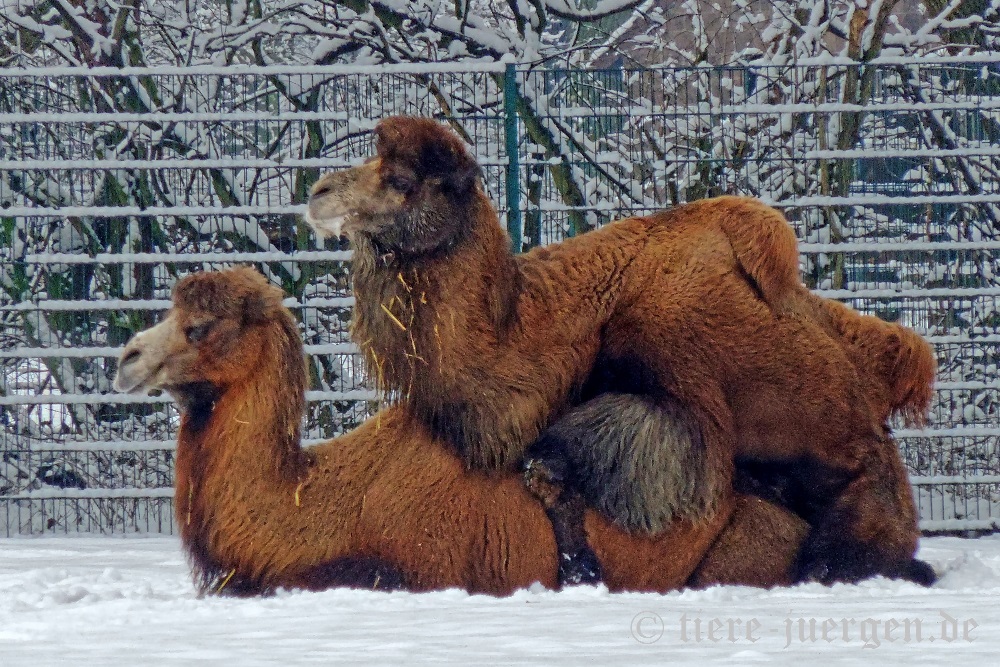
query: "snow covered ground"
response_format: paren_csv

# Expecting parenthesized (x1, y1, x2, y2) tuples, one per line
(1, 535, 998, 665)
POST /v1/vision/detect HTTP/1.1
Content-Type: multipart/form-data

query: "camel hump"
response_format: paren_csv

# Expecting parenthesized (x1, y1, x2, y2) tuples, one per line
(710, 197, 802, 313)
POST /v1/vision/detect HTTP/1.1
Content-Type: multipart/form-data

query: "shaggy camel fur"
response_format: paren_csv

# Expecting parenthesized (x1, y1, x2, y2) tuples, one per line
(304, 116, 937, 585)
(112, 267, 811, 596)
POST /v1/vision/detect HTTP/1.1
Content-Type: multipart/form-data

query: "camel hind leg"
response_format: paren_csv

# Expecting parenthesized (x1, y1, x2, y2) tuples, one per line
(688, 494, 809, 589)
(532, 392, 937, 588)
(788, 434, 935, 585)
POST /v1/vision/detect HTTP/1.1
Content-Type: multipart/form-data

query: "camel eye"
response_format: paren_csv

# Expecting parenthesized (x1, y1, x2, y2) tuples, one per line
(384, 173, 415, 193)
(185, 321, 214, 344)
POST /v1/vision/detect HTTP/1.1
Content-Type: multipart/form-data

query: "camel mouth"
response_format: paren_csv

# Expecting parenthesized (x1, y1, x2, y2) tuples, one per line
(112, 361, 161, 394)
(113, 365, 200, 404)
(303, 209, 347, 240)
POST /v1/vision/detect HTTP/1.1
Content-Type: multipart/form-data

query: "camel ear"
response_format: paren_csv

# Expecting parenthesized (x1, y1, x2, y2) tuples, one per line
(419, 136, 480, 197)
(240, 291, 268, 325)
(375, 117, 480, 197)
(373, 121, 401, 155)
(240, 284, 285, 325)
(222, 267, 284, 325)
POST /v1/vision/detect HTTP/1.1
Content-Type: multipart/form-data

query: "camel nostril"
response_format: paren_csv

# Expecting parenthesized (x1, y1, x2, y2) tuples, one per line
(312, 184, 332, 199)
(120, 348, 141, 367)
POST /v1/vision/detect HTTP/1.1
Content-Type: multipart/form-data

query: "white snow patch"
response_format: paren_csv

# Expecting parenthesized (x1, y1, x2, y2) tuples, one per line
(0, 536, 998, 665)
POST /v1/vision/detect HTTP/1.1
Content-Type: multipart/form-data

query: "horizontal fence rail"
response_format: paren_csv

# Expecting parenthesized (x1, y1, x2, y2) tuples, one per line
(2, 60, 998, 536)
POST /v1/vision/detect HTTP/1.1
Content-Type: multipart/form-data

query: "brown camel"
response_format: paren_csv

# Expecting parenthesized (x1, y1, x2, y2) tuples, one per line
(113, 267, 811, 596)
(303, 116, 936, 585)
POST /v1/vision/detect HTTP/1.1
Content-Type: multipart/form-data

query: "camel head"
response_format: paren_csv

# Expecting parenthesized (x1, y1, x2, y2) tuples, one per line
(305, 116, 481, 256)
(113, 267, 292, 410)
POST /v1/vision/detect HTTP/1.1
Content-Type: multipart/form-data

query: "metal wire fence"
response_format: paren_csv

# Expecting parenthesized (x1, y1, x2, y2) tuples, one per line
(1, 60, 998, 535)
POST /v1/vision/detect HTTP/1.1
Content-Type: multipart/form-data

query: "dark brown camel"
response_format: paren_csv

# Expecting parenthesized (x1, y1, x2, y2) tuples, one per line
(304, 116, 936, 585)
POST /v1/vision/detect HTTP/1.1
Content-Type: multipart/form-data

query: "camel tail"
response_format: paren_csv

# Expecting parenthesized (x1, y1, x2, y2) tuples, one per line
(888, 327, 937, 427)
(713, 197, 802, 313)
(822, 298, 937, 427)
(877, 322, 937, 428)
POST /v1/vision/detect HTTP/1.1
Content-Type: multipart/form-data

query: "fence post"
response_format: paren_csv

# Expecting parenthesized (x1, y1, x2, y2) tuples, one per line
(503, 62, 522, 253)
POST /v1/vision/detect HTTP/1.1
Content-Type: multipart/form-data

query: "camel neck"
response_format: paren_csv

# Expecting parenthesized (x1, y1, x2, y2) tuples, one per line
(350, 191, 520, 389)
(174, 319, 311, 547)
(353, 192, 518, 316)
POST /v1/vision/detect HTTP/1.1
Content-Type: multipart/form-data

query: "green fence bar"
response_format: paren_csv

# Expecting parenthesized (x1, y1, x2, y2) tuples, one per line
(503, 62, 522, 253)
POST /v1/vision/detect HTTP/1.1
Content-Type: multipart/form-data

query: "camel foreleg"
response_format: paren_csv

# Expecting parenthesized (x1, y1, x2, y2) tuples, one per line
(523, 432, 603, 588)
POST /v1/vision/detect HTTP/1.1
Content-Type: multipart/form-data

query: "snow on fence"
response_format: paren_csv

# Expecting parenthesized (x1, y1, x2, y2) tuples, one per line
(1, 61, 998, 536)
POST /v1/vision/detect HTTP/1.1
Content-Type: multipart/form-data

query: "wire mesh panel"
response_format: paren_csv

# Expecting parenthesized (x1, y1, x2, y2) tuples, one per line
(2, 60, 998, 535)
(513, 60, 1000, 532)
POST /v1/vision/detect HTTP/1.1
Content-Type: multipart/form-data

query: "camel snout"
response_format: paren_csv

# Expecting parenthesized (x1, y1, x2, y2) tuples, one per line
(113, 321, 174, 394)
(305, 171, 353, 239)
(113, 334, 150, 393)
(305, 161, 395, 240)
